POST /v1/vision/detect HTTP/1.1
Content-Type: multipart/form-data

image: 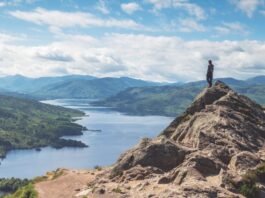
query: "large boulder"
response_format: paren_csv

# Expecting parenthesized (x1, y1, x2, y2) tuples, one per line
(110, 137, 189, 178)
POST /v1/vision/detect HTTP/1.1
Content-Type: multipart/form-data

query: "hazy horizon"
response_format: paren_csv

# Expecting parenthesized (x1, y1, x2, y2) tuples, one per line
(0, 73, 264, 84)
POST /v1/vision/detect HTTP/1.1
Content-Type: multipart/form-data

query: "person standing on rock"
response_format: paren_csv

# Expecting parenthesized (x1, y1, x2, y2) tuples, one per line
(206, 60, 214, 87)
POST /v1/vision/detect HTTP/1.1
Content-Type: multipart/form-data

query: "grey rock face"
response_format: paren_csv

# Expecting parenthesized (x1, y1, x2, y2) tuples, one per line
(91, 81, 265, 197)
(162, 81, 265, 152)
(110, 137, 188, 178)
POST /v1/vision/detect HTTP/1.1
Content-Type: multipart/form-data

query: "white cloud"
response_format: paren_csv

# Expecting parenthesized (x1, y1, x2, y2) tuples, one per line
(121, 2, 142, 14)
(229, 0, 264, 17)
(9, 7, 144, 30)
(215, 22, 249, 36)
(96, 0, 110, 14)
(146, 0, 206, 20)
(178, 18, 206, 32)
(0, 33, 264, 82)
(0, 32, 23, 43)
(36, 50, 74, 62)
(0, 2, 6, 7)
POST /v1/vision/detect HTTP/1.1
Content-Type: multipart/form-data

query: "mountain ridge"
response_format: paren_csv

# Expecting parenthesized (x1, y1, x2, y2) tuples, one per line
(0, 75, 96, 93)
(0, 75, 264, 102)
(31, 77, 161, 99)
(94, 78, 265, 117)
(0, 75, 162, 99)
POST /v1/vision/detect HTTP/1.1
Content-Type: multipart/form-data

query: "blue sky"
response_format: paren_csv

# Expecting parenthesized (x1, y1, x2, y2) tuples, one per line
(0, 0, 265, 82)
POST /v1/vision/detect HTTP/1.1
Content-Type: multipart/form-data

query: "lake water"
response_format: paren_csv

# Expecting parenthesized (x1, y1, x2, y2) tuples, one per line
(0, 99, 173, 179)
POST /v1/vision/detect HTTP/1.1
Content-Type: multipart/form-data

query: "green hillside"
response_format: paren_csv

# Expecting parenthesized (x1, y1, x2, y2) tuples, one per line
(0, 95, 86, 158)
(94, 85, 200, 116)
(31, 77, 160, 99)
(94, 80, 265, 117)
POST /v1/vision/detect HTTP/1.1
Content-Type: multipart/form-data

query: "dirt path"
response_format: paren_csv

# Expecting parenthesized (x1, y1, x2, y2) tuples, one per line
(35, 169, 95, 198)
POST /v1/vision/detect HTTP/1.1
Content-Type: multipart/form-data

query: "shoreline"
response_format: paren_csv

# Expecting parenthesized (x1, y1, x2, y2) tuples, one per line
(0, 113, 88, 163)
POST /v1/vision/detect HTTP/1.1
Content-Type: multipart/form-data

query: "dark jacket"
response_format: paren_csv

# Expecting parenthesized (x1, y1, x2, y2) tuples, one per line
(207, 64, 214, 74)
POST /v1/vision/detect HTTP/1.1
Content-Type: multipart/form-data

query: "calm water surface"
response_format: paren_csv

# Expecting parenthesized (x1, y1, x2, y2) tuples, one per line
(0, 99, 173, 179)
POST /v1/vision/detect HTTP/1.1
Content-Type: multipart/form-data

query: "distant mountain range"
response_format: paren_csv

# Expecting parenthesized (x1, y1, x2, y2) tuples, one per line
(0, 74, 264, 117)
(32, 77, 161, 99)
(0, 75, 161, 99)
(94, 76, 265, 116)
(0, 75, 96, 93)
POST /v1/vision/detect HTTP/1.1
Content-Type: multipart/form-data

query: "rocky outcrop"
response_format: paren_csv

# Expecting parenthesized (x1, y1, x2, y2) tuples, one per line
(110, 137, 190, 178)
(85, 81, 265, 198)
(162, 81, 264, 152)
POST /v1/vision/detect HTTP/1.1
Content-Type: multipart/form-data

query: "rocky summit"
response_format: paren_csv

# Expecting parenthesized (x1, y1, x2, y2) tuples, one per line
(36, 81, 265, 198)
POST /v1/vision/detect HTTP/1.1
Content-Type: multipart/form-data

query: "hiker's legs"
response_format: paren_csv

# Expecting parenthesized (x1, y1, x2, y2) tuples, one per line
(209, 73, 213, 87)
(206, 74, 210, 86)
(206, 73, 213, 87)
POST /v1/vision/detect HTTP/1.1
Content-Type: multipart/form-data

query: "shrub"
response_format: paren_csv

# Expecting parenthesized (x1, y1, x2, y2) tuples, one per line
(5, 183, 37, 198)
(0, 178, 29, 193)
(238, 163, 265, 198)
(94, 165, 102, 171)
(112, 187, 123, 194)
(239, 183, 259, 198)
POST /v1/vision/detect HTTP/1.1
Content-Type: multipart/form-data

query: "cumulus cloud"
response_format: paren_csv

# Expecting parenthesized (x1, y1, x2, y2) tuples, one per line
(36, 50, 74, 62)
(9, 7, 144, 30)
(82, 53, 127, 73)
(145, 0, 206, 33)
(0, 33, 16, 43)
(165, 18, 206, 33)
(121, 2, 142, 14)
(0, 33, 264, 81)
(229, 0, 264, 17)
(0, 32, 23, 43)
(146, 0, 206, 20)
